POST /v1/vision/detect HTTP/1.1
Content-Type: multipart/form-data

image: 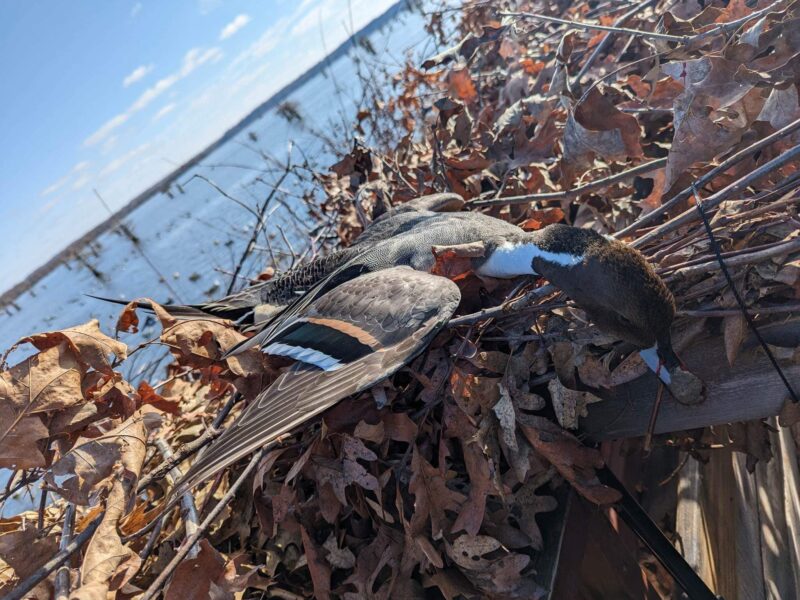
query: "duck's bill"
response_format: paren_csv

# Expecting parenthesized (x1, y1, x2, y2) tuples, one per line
(639, 345, 705, 405)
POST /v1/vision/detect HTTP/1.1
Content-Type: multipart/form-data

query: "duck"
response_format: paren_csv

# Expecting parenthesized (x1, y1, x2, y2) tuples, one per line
(151, 193, 699, 498)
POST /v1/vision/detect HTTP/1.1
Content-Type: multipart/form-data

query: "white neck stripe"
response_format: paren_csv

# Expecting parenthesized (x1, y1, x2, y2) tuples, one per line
(475, 241, 584, 278)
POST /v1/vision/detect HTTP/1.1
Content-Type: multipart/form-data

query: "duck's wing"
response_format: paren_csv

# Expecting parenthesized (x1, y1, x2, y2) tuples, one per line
(171, 266, 460, 497)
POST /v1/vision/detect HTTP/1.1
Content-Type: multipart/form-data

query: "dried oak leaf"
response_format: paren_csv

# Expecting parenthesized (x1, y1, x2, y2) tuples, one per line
(70, 410, 155, 599)
(548, 376, 603, 430)
(421, 25, 506, 69)
(518, 416, 621, 504)
(660, 56, 765, 191)
(44, 408, 158, 505)
(0, 343, 84, 414)
(445, 534, 543, 597)
(301, 526, 332, 600)
(21, 319, 126, 375)
(561, 88, 644, 185)
(511, 479, 558, 550)
(310, 435, 379, 507)
(0, 404, 49, 469)
(164, 539, 262, 600)
(0, 525, 59, 589)
(409, 445, 465, 538)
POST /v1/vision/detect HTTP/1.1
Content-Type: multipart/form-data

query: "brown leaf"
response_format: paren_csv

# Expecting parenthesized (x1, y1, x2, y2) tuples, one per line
(409, 446, 465, 538)
(0, 343, 84, 415)
(452, 440, 491, 536)
(45, 409, 157, 505)
(137, 380, 181, 414)
(164, 539, 258, 600)
(548, 376, 602, 430)
(520, 207, 565, 231)
(301, 526, 332, 600)
(518, 416, 621, 504)
(71, 411, 152, 599)
(0, 526, 59, 583)
(723, 313, 747, 366)
(0, 404, 48, 469)
(780, 398, 800, 427)
(22, 319, 127, 374)
(115, 300, 140, 333)
(448, 68, 477, 102)
(561, 88, 644, 184)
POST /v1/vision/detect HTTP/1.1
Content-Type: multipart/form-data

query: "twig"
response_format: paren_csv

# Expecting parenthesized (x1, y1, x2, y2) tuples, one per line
(138, 512, 167, 562)
(154, 439, 200, 559)
(503, 0, 784, 46)
(447, 285, 559, 327)
(140, 449, 267, 600)
(54, 503, 76, 600)
(692, 186, 798, 403)
(643, 383, 665, 454)
(678, 303, 800, 318)
(666, 237, 800, 278)
(617, 116, 800, 239)
(633, 142, 800, 248)
(226, 161, 293, 295)
(5, 511, 103, 600)
(471, 158, 666, 206)
(501, 10, 685, 42)
(137, 392, 239, 491)
(571, 0, 658, 91)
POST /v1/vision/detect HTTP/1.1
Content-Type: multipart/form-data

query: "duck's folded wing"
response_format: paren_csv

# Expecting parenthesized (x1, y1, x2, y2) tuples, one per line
(171, 267, 460, 497)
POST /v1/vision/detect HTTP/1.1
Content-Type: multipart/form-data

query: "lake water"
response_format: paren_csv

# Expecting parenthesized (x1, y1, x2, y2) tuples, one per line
(0, 2, 443, 515)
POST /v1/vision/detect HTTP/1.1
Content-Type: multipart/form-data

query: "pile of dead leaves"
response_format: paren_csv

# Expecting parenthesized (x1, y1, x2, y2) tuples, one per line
(3, 0, 800, 598)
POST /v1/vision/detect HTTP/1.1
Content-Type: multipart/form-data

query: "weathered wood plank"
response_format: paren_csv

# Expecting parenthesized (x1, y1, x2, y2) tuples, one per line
(580, 332, 800, 441)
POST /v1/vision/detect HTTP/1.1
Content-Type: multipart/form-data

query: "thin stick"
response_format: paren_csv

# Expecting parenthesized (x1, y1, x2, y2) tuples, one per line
(691, 186, 798, 403)
(643, 383, 665, 454)
(226, 162, 293, 295)
(504, 0, 784, 46)
(678, 303, 800, 318)
(6, 511, 103, 600)
(617, 116, 800, 239)
(54, 503, 76, 600)
(667, 237, 800, 278)
(472, 158, 667, 206)
(154, 439, 200, 559)
(140, 449, 266, 600)
(501, 10, 685, 42)
(572, 0, 659, 90)
(447, 285, 559, 327)
(633, 142, 800, 248)
(137, 392, 239, 492)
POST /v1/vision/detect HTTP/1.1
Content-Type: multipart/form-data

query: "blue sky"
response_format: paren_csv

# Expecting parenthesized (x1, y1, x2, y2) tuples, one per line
(0, 0, 397, 291)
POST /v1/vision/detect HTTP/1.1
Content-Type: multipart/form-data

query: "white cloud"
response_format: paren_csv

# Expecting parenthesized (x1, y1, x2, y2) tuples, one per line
(123, 64, 154, 87)
(71, 174, 91, 191)
(84, 47, 221, 146)
(219, 14, 251, 40)
(100, 143, 151, 177)
(41, 174, 71, 197)
(84, 113, 130, 147)
(72, 160, 91, 173)
(130, 2, 143, 17)
(153, 103, 177, 121)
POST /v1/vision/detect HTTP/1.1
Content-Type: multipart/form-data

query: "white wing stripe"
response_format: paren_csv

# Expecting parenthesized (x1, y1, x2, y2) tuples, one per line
(263, 342, 344, 371)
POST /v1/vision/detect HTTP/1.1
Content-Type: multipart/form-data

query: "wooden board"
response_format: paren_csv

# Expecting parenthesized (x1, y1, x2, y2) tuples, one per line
(580, 332, 800, 441)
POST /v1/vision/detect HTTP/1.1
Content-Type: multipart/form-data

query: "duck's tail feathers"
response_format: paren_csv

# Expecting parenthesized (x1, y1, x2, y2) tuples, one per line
(85, 294, 221, 320)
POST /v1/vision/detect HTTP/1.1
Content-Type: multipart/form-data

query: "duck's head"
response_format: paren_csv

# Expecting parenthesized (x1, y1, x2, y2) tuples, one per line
(476, 224, 691, 384)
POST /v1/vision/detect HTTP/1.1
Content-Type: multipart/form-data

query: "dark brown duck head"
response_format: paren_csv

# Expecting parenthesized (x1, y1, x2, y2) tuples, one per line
(475, 224, 702, 402)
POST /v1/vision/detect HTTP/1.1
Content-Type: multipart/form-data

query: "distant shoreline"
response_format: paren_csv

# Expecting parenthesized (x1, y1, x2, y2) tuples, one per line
(0, 0, 410, 308)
